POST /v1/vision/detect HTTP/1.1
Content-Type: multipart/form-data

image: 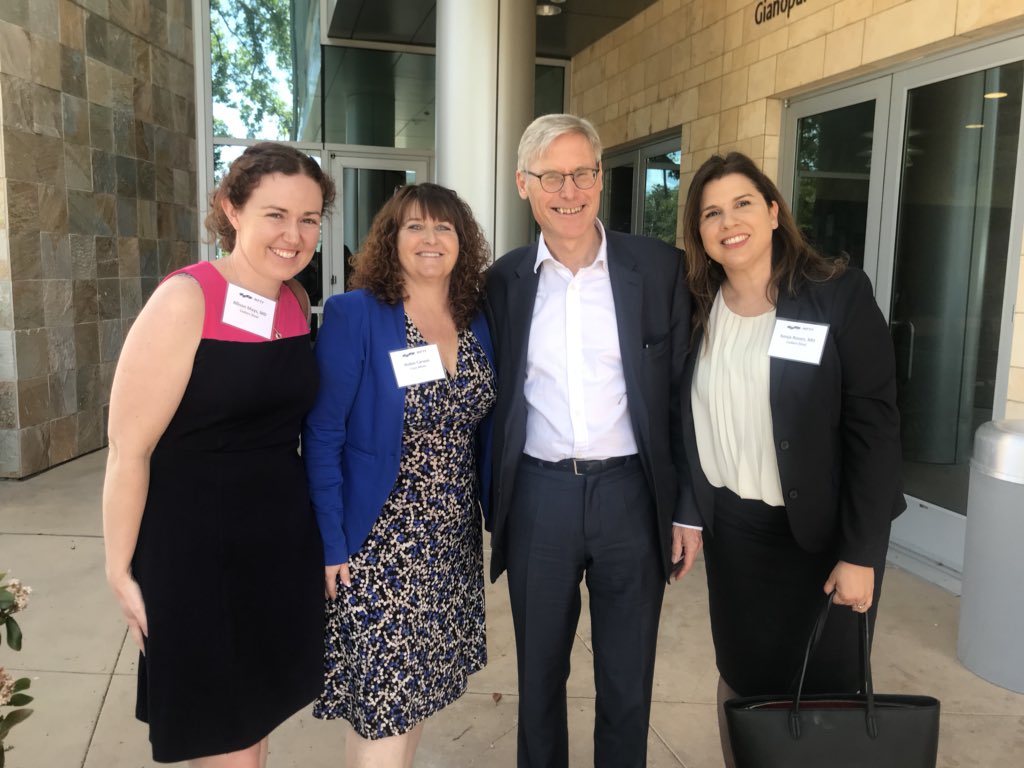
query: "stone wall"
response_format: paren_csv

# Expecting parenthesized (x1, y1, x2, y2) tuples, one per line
(0, 0, 197, 478)
(570, 0, 1024, 419)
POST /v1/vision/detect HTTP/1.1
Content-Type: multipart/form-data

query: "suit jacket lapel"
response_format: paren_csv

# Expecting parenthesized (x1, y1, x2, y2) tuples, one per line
(508, 244, 541, 387)
(501, 245, 540, 456)
(608, 239, 647, 441)
(770, 290, 802, 408)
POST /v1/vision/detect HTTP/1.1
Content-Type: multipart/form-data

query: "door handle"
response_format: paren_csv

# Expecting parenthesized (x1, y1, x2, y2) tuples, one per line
(890, 319, 915, 383)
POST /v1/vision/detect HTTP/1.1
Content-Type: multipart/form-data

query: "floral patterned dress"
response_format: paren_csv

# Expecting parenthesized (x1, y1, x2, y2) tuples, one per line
(314, 317, 495, 738)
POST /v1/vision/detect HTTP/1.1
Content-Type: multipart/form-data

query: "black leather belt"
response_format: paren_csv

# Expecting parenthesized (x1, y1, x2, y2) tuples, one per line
(521, 454, 638, 476)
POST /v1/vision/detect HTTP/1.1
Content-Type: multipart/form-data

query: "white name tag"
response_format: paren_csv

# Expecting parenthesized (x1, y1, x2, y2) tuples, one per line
(389, 344, 447, 387)
(768, 318, 829, 365)
(222, 282, 276, 339)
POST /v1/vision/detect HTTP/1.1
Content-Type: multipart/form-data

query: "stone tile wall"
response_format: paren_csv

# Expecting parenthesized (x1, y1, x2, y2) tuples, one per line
(570, 0, 1024, 419)
(0, 0, 197, 477)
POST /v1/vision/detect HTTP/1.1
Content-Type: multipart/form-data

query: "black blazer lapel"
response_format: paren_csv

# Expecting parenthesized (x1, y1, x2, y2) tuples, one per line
(500, 245, 540, 466)
(508, 245, 540, 395)
(769, 290, 804, 411)
(608, 241, 648, 443)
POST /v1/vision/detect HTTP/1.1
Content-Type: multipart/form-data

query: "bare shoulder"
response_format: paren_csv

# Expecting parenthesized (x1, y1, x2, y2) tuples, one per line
(123, 273, 205, 350)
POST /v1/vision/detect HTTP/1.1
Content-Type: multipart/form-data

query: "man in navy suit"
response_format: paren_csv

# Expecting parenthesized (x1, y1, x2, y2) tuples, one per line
(485, 114, 702, 768)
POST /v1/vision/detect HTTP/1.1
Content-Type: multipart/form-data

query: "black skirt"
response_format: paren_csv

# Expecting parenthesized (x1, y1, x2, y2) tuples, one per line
(133, 338, 325, 763)
(703, 486, 884, 696)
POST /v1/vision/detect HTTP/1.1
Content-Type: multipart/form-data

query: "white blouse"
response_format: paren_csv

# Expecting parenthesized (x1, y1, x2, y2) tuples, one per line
(691, 290, 784, 506)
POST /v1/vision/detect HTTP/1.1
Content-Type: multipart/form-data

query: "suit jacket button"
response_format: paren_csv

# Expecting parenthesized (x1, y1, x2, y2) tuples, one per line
(788, 489, 798, 500)
(780, 440, 790, 450)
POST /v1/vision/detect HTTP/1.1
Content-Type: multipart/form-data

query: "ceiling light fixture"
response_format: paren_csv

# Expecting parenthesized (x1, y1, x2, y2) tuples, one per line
(965, 123, 985, 129)
(983, 91, 1008, 99)
(536, 4, 562, 15)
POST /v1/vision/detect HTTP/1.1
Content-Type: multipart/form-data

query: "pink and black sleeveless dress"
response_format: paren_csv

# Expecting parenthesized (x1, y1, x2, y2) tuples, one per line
(131, 261, 324, 762)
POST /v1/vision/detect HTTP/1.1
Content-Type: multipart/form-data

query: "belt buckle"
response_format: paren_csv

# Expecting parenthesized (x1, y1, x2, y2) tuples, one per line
(572, 458, 582, 476)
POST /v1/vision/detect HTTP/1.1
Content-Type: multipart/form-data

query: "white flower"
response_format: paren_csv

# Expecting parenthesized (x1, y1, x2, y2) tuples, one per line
(0, 668, 14, 706)
(5, 579, 31, 612)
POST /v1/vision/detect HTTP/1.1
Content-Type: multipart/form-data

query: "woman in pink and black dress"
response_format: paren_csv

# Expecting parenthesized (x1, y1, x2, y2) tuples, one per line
(103, 143, 334, 766)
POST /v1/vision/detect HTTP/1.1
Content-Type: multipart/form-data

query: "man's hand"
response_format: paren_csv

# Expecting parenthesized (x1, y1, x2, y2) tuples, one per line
(669, 526, 703, 583)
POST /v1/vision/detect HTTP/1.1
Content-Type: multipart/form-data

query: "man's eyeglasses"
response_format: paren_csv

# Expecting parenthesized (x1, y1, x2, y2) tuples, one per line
(523, 168, 600, 193)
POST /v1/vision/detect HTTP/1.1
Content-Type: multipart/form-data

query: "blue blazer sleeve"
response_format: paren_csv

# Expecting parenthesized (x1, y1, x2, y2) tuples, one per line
(303, 293, 368, 565)
(471, 311, 495, 523)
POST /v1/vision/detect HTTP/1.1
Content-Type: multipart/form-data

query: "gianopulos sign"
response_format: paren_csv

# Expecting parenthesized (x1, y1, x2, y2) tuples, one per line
(755, 0, 809, 25)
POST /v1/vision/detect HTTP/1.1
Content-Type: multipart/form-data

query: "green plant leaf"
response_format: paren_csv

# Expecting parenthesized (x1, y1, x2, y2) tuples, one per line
(7, 694, 32, 707)
(5, 708, 33, 726)
(0, 591, 14, 611)
(0, 708, 32, 740)
(12, 678, 30, 693)
(5, 617, 22, 651)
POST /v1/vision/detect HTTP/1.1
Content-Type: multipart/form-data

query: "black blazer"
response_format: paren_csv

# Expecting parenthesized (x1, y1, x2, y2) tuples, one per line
(680, 268, 905, 568)
(485, 230, 691, 582)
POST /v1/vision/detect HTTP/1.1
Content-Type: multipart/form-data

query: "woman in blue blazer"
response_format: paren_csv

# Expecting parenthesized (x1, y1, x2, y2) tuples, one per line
(679, 153, 904, 766)
(303, 184, 495, 766)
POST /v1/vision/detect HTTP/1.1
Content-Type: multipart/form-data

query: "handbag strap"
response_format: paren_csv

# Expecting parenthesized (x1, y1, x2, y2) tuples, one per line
(789, 592, 878, 738)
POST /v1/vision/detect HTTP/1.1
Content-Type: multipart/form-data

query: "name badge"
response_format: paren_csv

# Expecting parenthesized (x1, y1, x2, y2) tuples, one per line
(222, 282, 276, 339)
(768, 318, 829, 365)
(389, 344, 447, 387)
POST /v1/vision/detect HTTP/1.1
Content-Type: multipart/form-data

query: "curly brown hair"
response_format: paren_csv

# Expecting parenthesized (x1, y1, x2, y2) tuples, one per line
(205, 142, 337, 252)
(349, 183, 490, 330)
(681, 151, 844, 345)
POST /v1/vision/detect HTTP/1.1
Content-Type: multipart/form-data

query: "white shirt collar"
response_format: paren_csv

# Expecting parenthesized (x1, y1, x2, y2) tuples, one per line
(533, 219, 608, 273)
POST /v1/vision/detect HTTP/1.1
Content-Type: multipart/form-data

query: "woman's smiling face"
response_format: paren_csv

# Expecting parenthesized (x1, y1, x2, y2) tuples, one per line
(697, 172, 779, 277)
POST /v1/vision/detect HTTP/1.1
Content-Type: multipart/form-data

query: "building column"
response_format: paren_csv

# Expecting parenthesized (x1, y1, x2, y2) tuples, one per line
(436, 0, 534, 258)
(495, 1, 536, 258)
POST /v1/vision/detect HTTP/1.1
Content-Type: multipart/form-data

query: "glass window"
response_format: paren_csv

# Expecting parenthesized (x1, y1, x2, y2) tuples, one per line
(322, 47, 436, 150)
(642, 150, 681, 243)
(211, 0, 319, 141)
(536, 64, 565, 117)
(601, 136, 681, 245)
(793, 101, 876, 268)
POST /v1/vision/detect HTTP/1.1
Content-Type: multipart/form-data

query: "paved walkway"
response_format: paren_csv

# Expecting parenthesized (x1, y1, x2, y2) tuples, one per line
(2, 450, 1023, 766)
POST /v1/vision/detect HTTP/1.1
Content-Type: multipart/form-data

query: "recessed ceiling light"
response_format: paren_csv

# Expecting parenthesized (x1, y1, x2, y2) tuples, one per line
(965, 123, 985, 129)
(536, 4, 562, 15)
(983, 91, 1008, 99)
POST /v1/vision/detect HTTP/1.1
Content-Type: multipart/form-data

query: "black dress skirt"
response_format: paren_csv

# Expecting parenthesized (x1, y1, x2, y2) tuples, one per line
(703, 486, 885, 696)
(132, 336, 325, 762)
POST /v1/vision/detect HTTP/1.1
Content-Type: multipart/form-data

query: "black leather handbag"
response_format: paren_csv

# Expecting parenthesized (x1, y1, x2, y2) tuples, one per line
(725, 593, 940, 768)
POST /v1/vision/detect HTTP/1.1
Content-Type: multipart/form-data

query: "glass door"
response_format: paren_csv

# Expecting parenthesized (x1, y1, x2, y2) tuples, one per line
(783, 38, 1024, 589)
(881, 52, 1023, 578)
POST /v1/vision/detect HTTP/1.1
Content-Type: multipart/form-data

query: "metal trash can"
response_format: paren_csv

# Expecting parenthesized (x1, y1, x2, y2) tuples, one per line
(958, 419, 1024, 692)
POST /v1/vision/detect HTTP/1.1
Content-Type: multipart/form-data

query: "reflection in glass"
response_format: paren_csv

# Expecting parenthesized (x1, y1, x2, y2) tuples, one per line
(322, 48, 436, 150)
(536, 65, 565, 117)
(211, 0, 319, 141)
(603, 164, 635, 234)
(793, 101, 875, 268)
(891, 62, 1023, 514)
(642, 150, 680, 244)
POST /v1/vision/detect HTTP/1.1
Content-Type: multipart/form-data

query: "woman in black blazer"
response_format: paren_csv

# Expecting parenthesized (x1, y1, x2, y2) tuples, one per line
(679, 152, 905, 765)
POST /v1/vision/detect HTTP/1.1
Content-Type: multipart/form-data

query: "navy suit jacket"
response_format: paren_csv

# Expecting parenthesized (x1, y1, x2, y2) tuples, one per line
(304, 289, 494, 565)
(484, 230, 691, 582)
(680, 268, 905, 568)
